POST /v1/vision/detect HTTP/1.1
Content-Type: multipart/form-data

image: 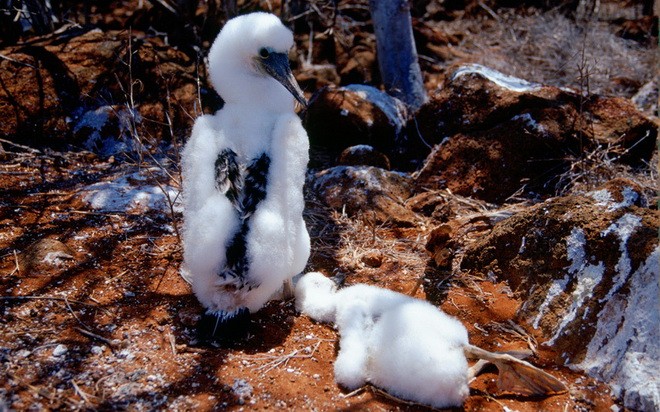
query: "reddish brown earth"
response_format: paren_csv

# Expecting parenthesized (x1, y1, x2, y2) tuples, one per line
(1, 1, 657, 411)
(0, 153, 616, 411)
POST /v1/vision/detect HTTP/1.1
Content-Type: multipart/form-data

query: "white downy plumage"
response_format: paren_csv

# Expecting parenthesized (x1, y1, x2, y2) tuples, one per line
(296, 273, 568, 408)
(295, 272, 470, 409)
(181, 12, 310, 319)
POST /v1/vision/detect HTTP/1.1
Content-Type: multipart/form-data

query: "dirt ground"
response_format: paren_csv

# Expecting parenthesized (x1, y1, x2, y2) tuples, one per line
(1, 0, 656, 410)
(0, 151, 617, 411)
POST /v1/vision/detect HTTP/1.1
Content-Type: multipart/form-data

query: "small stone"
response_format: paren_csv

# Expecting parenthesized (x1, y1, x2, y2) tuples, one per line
(338, 145, 391, 170)
(90, 345, 104, 355)
(52, 344, 68, 357)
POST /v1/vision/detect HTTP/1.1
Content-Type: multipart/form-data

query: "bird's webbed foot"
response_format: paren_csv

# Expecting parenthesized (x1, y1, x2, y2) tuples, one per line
(196, 308, 252, 346)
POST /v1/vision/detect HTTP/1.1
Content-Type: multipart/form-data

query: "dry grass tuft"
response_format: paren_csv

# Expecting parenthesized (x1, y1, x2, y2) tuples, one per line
(304, 184, 434, 287)
(434, 10, 655, 98)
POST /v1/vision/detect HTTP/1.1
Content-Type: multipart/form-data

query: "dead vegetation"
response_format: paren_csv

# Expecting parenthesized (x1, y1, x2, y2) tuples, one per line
(0, 1, 657, 410)
(422, 8, 656, 98)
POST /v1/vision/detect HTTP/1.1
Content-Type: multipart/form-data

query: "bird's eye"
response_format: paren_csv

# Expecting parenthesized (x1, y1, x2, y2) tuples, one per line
(259, 47, 270, 59)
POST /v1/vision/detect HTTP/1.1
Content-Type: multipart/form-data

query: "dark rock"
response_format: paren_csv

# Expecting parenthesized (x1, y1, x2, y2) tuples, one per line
(338, 145, 391, 170)
(305, 85, 408, 164)
(614, 15, 658, 45)
(460, 178, 659, 411)
(413, 64, 658, 203)
(0, 29, 201, 150)
(19, 238, 76, 275)
(425, 224, 454, 268)
(313, 166, 417, 226)
(72, 105, 136, 156)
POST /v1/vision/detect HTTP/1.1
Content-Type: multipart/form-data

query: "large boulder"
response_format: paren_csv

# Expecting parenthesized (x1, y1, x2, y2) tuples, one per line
(0, 29, 203, 151)
(414, 64, 658, 203)
(460, 178, 659, 410)
(337, 144, 391, 170)
(313, 166, 417, 226)
(304, 85, 409, 165)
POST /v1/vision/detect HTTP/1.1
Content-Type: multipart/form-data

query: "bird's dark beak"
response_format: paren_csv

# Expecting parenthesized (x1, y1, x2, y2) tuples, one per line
(259, 52, 308, 108)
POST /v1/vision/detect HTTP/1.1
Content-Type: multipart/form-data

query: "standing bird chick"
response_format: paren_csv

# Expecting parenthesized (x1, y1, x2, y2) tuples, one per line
(181, 12, 310, 338)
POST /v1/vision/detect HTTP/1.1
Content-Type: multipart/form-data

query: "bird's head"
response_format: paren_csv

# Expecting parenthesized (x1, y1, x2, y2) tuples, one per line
(208, 12, 307, 110)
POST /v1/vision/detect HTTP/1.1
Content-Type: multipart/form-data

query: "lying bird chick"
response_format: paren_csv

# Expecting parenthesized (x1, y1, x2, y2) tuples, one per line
(295, 272, 567, 409)
(181, 12, 310, 341)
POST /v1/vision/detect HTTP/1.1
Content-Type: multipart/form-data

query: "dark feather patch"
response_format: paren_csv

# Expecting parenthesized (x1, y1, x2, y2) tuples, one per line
(215, 149, 241, 207)
(222, 228, 249, 279)
(218, 152, 271, 281)
(241, 153, 270, 220)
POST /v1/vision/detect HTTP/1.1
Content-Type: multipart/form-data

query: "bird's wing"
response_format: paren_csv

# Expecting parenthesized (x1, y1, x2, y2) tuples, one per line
(214, 148, 241, 207)
(240, 153, 270, 219)
(265, 113, 309, 212)
(269, 113, 310, 169)
(182, 114, 233, 213)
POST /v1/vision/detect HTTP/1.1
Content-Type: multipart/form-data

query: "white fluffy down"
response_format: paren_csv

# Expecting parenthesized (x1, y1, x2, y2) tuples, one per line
(295, 272, 470, 409)
(208, 12, 297, 111)
(181, 12, 310, 314)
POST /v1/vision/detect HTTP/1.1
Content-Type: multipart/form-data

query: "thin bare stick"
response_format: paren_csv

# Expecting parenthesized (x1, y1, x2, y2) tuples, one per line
(1, 295, 98, 307)
(0, 53, 37, 68)
(64, 296, 90, 330)
(248, 341, 323, 373)
(71, 380, 97, 406)
(74, 327, 116, 347)
(340, 386, 366, 398)
(0, 138, 41, 154)
(9, 250, 20, 276)
(408, 274, 425, 296)
(167, 330, 177, 355)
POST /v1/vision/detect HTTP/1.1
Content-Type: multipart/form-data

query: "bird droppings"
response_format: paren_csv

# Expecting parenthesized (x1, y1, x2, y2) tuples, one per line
(74, 106, 140, 156)
(575, 246, 660, 411)
(0, 3, 655, 410)
(452, 64, 543, 93)
(587, 186, 640, 211)
(545, 228, 605, 346)
(80, 169, 182, 214)
(461, 179, 659, 411)
(511, 113, 547, 135)
(231, 379, 254, 404)
(343, 85, 408, 133)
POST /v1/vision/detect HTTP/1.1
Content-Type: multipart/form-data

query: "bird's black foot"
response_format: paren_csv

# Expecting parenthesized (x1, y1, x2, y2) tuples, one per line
(196, 308, 251, 347)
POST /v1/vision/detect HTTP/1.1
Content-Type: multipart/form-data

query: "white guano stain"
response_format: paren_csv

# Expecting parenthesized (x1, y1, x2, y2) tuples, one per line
(587, 186, 639, 212)
(452, 64, 542, 93)
(576, 246, 660, 411)
(599, 213, 642, 302)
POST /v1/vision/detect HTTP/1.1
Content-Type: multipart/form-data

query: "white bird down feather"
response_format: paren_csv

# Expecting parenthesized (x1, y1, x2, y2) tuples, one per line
(295, 272, 469, 409)
(181, 12, 310, 322)
(295, 272, 569, 408)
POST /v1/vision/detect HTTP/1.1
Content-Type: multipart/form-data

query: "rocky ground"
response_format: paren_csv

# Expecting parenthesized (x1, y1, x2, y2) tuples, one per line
(0, 1, 658, 411)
